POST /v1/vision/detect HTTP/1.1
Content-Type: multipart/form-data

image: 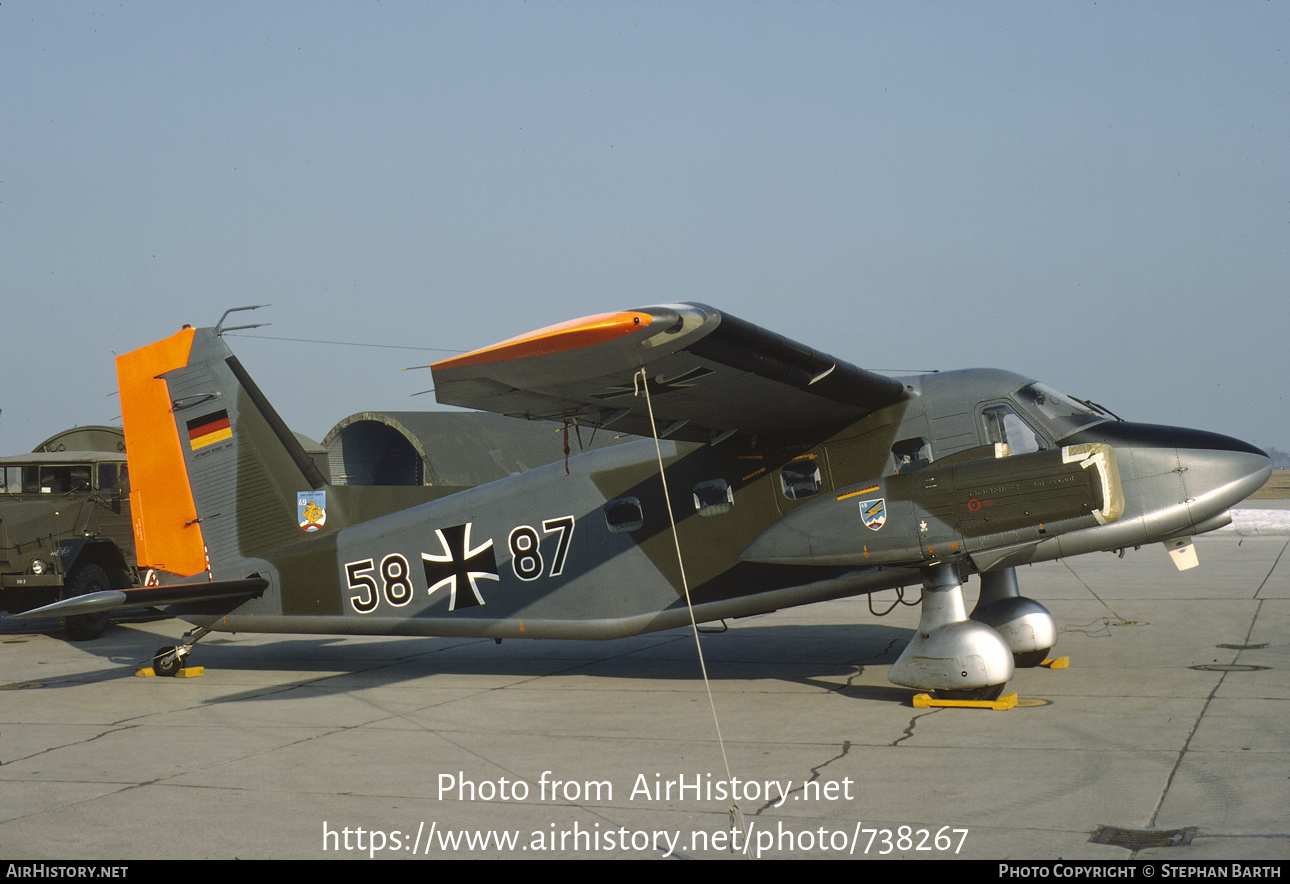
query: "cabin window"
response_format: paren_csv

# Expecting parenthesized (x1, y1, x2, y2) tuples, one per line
(981, 405, 1044, 455)
(891, 438, 932, 473)
(693, 479, 733, 517)
(0, 466, 22, 494)
(31, 465, 92, 494)
(604, 497, 644, 533)
(98, 463, 129, 495)
(780, 457, 822, 500)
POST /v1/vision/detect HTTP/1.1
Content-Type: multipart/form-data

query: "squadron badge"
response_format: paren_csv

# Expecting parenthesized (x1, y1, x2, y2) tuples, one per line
(298, 490, 327, 532)
(859, 497, 887, 531)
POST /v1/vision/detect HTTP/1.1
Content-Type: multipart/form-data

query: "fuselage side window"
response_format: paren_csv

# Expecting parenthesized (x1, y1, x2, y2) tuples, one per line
(604, 497, 644, 534)
(891, 438, 932, 473)
(780, 457, 822, 500)
(693, 479, 733, 517)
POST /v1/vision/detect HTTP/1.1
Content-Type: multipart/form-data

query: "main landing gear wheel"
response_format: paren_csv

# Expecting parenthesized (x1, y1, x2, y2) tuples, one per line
(1012, 649, 1050, 669)
(970, 567, 1057, 668)
(889, 562, 1015, 698)
(153, 646, 183, 677)
(931, 684, 1006, 702)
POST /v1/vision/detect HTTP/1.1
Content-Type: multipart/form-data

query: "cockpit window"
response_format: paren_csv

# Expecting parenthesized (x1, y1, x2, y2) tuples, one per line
(1014, 383, 1104, 439)
(982, 405, 1044, 454)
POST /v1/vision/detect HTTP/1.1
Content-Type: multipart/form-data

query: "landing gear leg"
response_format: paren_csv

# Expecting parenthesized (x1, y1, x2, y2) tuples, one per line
(889, 562, 1014, 699)
(970, 567, 1057, 668)
(151, 623, 215, 677)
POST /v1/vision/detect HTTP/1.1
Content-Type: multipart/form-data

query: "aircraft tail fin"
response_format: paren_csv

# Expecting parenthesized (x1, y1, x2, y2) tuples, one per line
(117, 325, 326, 578)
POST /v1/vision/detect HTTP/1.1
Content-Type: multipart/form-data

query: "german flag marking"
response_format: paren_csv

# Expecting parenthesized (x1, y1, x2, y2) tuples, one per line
(187, 410, 231, 450)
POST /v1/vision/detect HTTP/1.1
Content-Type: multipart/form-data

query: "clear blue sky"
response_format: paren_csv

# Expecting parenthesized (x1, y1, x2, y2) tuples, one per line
(3, 1, 1287, 456)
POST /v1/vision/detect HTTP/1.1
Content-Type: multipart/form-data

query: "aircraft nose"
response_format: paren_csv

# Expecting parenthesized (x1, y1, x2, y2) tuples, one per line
(1173, 426, 1272, 514)
(1065, 421, 1271, 528)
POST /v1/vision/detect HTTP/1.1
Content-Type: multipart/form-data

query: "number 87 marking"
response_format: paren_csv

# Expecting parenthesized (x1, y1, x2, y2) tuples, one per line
(508, 516, 575, 581)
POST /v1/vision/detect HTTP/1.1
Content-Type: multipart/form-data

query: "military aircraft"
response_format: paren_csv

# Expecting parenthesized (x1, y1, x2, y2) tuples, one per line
(13, 304, 1272, 699)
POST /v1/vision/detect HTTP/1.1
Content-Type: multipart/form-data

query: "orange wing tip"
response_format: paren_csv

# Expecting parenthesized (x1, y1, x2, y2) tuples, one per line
(432, 310, 654, 370)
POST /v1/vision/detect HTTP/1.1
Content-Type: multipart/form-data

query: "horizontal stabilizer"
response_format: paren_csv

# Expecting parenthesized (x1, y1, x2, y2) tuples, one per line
(7, 578, 267, 620)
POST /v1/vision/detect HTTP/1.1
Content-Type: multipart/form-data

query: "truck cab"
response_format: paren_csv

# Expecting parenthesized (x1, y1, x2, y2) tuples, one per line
(0, 451, 138, 639)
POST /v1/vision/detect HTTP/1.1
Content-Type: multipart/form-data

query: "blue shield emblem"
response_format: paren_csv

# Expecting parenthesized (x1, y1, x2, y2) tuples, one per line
(859, 497, 886, 531)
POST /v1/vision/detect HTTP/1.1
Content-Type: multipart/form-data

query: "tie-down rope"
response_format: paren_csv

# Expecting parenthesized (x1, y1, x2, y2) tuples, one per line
(634, 368, 747, 843)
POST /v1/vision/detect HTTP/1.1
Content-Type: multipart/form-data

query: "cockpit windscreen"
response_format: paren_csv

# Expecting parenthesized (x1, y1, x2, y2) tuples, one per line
(1014, 383, 1105, 439)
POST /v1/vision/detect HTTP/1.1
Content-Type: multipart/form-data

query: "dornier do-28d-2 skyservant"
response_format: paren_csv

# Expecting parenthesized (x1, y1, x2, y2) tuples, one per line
(16, 304, 1271, 698)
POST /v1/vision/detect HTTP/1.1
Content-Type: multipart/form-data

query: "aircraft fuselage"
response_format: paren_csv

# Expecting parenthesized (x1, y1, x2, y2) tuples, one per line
(190, 367, 1270, 640)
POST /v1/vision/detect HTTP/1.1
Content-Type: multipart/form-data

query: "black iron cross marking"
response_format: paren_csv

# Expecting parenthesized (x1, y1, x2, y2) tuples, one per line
(421, 523, 499, 610)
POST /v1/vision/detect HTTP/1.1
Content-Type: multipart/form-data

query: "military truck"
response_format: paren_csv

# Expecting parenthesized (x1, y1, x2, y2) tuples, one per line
(1, 423, 336, 640)
(0, 447, 140, 640)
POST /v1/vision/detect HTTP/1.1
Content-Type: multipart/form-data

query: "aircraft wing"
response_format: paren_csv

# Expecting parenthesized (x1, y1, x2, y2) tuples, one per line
(431, 303, 906, 442)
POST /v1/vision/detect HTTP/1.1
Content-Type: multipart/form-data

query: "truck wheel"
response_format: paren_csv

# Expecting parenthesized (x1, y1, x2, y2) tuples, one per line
(62, 564, 111, 641)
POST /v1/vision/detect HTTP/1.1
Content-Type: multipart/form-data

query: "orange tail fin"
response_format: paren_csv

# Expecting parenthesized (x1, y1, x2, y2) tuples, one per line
(116, 327, 209, 577)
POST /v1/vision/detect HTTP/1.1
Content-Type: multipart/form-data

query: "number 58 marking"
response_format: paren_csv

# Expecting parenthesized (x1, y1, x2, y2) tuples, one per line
(345, 554, 413, 614)
(508, 516, 575, 581)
